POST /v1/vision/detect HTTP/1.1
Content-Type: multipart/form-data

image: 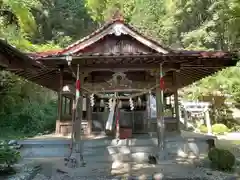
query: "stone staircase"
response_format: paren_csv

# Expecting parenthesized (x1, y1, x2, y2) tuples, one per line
(107, 133, 214, 164)
(18, 132, 215, 166)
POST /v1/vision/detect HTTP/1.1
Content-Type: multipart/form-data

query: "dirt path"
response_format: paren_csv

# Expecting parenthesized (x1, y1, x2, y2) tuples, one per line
(29, 158, 238, 180)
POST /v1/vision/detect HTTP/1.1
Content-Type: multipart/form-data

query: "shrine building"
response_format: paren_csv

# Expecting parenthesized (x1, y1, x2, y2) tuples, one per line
(0, 17, 238, 139)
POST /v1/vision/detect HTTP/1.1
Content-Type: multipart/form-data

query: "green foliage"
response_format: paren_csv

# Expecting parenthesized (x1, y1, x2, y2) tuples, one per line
(0, 0, 41, 35)
(199, 124, 230, 134)
(85, 0, 240, 120)
(0, 71, 58, 139)
(212, 124, 229, 135)
(85, 0, 107, 22)
(33, 0, 97, 45)
(230, 125, 240, 132)
(85, 0, 135, 23)
(208, 148, 236, 171)
(199, 125, 208, 133)
(0, 26, 61, 52)
(0, 143, 20, 174)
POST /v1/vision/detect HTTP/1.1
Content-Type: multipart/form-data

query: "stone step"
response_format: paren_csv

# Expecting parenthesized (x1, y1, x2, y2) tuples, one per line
(20, 146, 108, 158)
(18, 133, 215, 148)
(107, 145, 157, 154)
(20, 139, 208, 162)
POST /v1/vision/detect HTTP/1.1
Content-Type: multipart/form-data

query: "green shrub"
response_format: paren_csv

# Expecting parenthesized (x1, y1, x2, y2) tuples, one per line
(212, 124, 229, 135)
(208, 148, 235, 171)
(199, 125, 208, 133)
(0, 143, 21, 175)
(230, 125, 240, 132)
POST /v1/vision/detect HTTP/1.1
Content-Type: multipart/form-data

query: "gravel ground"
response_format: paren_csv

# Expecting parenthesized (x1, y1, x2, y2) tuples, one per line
(3, 153, 240, 180)
(27, 158, 239, 180)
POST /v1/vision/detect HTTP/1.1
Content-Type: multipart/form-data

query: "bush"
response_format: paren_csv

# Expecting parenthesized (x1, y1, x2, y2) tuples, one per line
(212, 124, 229, 135)
(199, 125, 208, 133)
(208, 148, 235, 171)
(0, 143, 21, 175)
(230, 125, 240, 132)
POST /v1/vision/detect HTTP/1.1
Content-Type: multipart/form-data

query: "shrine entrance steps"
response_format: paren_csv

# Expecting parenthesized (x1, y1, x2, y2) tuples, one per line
(18, 132, 215, 166)
(107, 132, 216, 165)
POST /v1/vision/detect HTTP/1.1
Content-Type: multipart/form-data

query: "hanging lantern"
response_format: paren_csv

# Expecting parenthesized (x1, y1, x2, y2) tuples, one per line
(66, 55, 72, 66)
(100, 99, 105, 107)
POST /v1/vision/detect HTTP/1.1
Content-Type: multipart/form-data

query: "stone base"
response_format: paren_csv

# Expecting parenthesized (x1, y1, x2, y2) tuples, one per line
(19, 132, 216, 165)
(64, 152, 86, 168)
(107, 132, 216, 164)
(55, 120, 88, 136)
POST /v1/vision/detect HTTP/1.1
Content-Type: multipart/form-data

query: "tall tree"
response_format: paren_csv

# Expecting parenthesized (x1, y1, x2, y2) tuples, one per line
(0, 0, 41, 34)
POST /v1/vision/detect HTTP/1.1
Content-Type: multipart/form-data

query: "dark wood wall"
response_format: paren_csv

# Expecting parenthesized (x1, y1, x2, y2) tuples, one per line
(78, 34, 156, 55)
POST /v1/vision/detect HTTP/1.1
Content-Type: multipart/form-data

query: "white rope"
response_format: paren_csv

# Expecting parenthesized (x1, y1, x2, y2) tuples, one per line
(82, 84, 158, 99)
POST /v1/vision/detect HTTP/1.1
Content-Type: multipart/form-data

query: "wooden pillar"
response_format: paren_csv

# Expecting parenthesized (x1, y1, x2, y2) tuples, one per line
(156, 71, 161, 146)
(74, 70, 85, 163)
(75, 94, 83, 140)
(86, 94, 92, 135)
(58, 67, 64, 120)
(173, 70, 180, 133)
(156, 65, 165, 149)
(56, 66, 64, 134)
(64, 97, 67, 115)
(69, 98, 73, 115)
(205, 105, 212, 134)
(147, 92, 152, 132)
(75, 75, 84, 139)
(145, 94, 148, 132)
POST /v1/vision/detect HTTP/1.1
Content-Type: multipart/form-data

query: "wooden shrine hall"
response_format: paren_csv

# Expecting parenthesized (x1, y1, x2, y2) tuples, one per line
(0, 17, 238, 138)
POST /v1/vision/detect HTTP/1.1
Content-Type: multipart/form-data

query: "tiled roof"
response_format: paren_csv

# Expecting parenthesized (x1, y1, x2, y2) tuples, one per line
(0, 39, 41, 68)
(27, 18, 172, 59)
(26, 19, 237, 60)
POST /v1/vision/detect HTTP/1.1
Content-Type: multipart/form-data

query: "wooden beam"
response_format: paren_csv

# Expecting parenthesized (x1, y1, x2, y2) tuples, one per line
(39, 54, 168, 60)
(93, 88, 151, 93)
(78, 64, 179, 72)
(77, 65, 226, 72)
(28, 69, 56, 81)
(86, 94, 92, 135)
(173, 70, 180, 133)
